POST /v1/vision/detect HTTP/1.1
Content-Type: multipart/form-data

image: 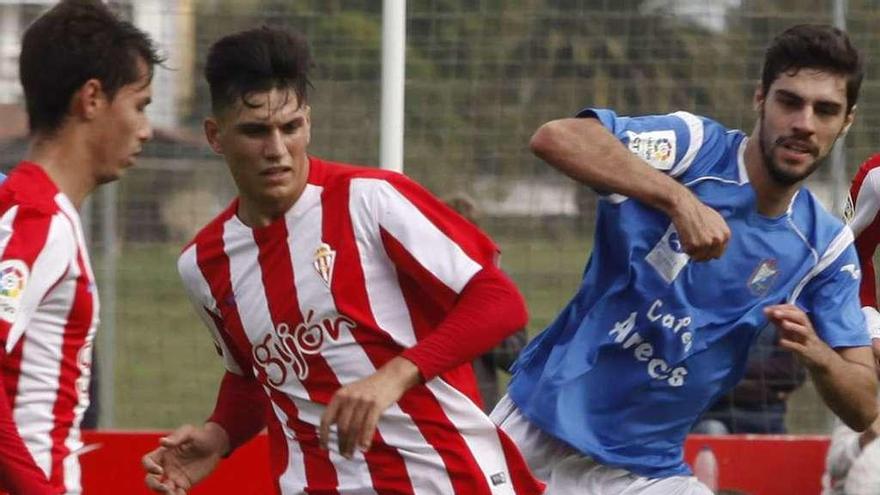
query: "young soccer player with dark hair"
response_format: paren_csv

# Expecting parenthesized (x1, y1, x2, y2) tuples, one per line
(0, 1, 161, 493)
(142, 27, 542, 495)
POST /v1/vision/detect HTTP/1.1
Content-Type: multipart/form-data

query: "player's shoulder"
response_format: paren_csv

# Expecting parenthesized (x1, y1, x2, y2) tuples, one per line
(857, 153, 880, 174)
(790, 188, 850, 254)
(0, 163, 63, 217)
(308, 156, 422, 198)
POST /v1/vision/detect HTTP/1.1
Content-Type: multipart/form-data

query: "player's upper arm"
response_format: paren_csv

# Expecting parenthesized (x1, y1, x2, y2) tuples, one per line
(576, 108, 727, 182)
(0, 206, 75, 353)
(178, 245, 244, 375)
(351, 176, 498, 297)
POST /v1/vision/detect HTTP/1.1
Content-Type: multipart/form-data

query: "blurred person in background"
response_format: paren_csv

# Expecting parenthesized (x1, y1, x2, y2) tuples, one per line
(0, 0, 160, 493)
(692, 324, 805, 434)
(494, 24, 877, 495)
(141, 26, 542, 495)
(443, 193, 528, 413)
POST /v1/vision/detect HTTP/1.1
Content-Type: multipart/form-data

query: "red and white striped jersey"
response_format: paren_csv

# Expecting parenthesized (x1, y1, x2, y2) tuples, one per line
(0, 163, 98, 494)
(179, 157, 541, 494)
(846, 154, 880, 309)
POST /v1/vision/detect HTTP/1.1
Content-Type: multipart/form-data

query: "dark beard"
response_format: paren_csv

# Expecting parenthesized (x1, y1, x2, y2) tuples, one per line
(757, 113, 824, 186)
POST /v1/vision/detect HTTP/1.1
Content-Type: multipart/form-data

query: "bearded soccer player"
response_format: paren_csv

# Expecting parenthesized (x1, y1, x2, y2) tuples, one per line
(141, 27, 542, 495)
(0, 1, 159, 494)
(494, 24, 878, 495)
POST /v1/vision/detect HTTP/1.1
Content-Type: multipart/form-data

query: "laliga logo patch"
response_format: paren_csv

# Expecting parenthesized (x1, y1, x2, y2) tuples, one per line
(748, 258, 779, 296)
(0, 260, 28, 323)
(626, 130, 676, 171)
(313, 242, 336, 287)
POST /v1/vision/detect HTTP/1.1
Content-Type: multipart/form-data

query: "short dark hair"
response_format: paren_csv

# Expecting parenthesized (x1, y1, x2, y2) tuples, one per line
(205, 27, 313, 114)
(761, 24, 863, 113)
(19, 0, 163, 135)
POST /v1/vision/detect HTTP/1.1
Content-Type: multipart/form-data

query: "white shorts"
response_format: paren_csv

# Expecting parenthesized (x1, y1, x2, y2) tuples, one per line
(490, 395, 713, 495)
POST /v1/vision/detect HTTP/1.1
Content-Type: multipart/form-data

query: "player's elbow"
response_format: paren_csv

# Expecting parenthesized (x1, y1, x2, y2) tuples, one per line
(529, 119, 573, 161)
(849, 402, 878, 432)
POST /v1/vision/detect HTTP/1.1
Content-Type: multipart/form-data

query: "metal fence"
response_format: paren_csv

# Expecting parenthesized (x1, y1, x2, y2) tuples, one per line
(1, 0, 878, 432)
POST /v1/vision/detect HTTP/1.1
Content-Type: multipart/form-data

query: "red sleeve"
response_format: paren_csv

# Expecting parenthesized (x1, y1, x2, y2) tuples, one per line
(401, 265, 528, 380)
(207, 371, 268, 453)
(848, 155, 880, 308)
(0, 352, 53, 494)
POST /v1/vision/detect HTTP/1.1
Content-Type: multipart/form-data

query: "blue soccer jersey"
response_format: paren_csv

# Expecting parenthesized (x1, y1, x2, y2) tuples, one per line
(507, 108, 870, 478)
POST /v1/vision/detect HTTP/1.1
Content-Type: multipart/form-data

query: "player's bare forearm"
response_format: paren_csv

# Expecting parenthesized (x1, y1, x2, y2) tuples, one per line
(768, 304, 878, 431)
(530, 117, 689, 214)
(531, 117, 730, 260)
(810, 346, 878, 432)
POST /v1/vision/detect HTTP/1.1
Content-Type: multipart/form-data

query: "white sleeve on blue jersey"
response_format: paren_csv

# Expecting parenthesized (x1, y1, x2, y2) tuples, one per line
(576, 108, 728, 182)
(791, 231, 871, 348)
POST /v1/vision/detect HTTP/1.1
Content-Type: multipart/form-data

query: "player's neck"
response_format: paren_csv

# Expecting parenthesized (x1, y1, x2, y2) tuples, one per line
(744, 133, 800, 218)
(25, 132, 97, 209)
(237, 195, 298, 229)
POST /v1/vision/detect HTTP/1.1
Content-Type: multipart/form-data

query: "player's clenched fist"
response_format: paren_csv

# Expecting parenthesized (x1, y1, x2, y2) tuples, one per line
(668, 189, 731, 261)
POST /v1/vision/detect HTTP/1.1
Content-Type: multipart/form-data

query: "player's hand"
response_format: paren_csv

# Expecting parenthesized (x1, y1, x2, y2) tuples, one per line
(319, 356, 421, 459)
(142, 423, 229, 494)
(765, 304, 835, 370)
(667, 189, 730, 261)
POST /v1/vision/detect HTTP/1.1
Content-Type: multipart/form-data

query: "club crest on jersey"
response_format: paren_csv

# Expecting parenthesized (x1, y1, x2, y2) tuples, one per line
(0, 260, 28, 323)
(748, 259, 779, 296)
(843, 194, 855, 224)
(313, 242, 336, 287)
(626, 130, 676, 170)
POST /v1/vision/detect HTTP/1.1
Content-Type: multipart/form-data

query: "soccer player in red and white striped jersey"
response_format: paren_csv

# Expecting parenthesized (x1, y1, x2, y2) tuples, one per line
(0, 2, 160, 493)
(141, 27, 543, 495)
(845, 153, 880, 356)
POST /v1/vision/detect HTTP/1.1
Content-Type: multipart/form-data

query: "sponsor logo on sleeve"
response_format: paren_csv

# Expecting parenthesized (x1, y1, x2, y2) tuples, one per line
(626, 130, 676, 170)
(0, 260, 28, 323)
(841, 264, 861, 280)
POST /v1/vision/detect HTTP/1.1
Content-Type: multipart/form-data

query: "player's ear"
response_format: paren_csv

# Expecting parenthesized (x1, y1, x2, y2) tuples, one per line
(753, 85, 765, 112)
(841, 105, 857, 136)
(73, 79, 106, 121)
(204, 117, 223, 155)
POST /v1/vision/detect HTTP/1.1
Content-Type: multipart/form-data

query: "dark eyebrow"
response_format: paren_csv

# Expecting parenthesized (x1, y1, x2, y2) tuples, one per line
(775, 88, 844, 113)
(774, 89, 803, 102)
(234, 122, 269, 132)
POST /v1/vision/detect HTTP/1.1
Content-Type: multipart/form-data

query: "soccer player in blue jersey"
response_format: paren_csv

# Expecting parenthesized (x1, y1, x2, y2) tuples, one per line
(493, 24, 879, 494)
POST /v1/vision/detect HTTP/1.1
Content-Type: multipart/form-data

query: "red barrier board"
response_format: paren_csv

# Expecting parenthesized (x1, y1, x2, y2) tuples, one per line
(684, 434, 830, 495)
(81, 430, 273, 494)
(80, 431, 830, 494)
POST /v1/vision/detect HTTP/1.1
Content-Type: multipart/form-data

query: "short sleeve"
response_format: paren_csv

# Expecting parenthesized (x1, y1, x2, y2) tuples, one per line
(351, 174, 499, 297)
(178, 245, 245, 375)
(796, 236, 871, 348)
(576, 107, 727, 182)
(0, 206, 74, 353)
